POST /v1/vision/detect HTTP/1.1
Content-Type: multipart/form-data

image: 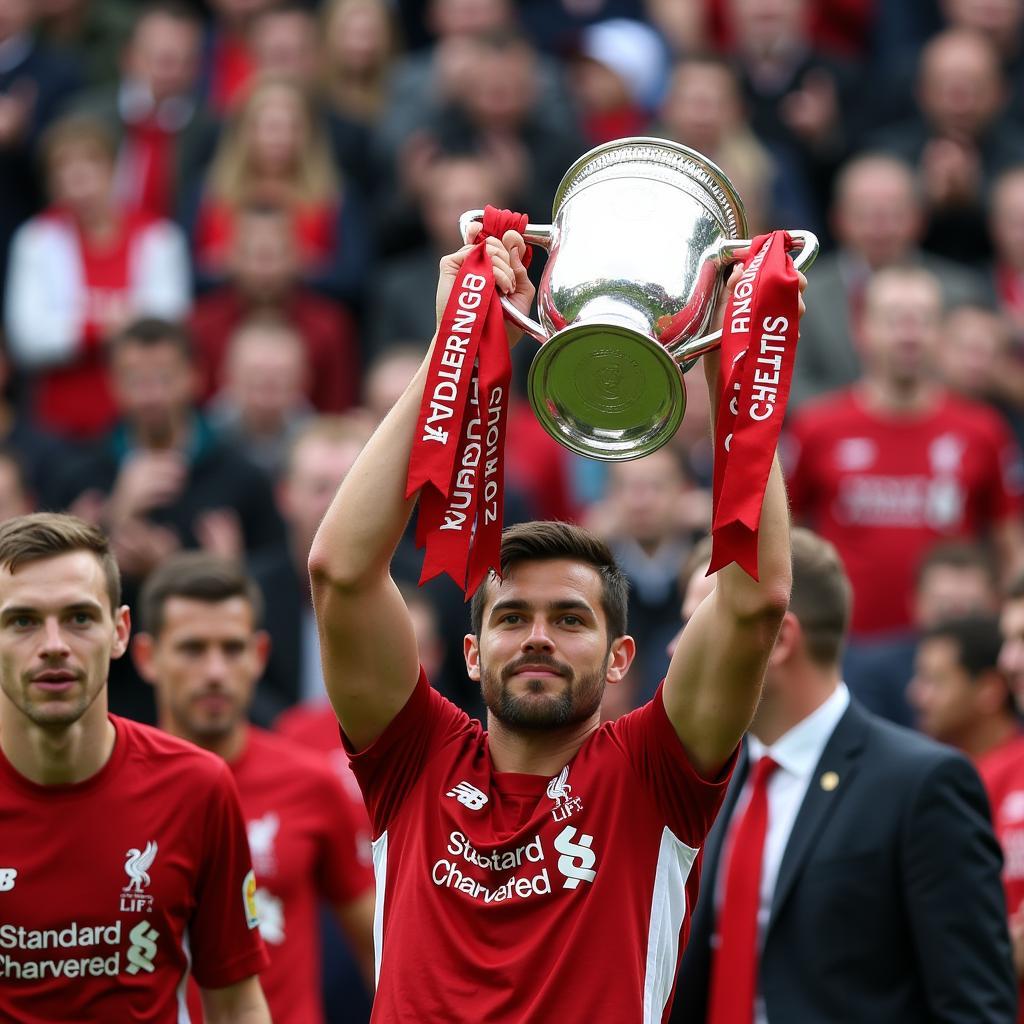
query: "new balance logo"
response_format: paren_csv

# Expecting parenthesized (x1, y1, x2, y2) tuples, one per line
(125, 921, 159, 975)
(446, 781, 488, 810)
(554, 825, 597, 889)
(0, 868, 16, 891)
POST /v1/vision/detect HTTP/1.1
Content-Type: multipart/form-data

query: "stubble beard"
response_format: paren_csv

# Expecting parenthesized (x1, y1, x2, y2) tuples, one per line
(482, 655, 608, 731)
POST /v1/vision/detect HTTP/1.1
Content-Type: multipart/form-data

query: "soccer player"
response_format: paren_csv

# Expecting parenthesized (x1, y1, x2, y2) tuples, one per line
(0, 513, 269, 1024)
(307, 227, 800, 1020)
(132, 551, 376, 1024)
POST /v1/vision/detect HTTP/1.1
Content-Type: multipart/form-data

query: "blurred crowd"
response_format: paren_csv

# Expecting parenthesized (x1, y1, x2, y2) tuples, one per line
(11, 0, 1024, 1014)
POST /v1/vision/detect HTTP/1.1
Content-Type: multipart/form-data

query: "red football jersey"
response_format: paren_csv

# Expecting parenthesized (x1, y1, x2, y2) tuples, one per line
(186, 727, 373, 1024)
(976, 733, 1024, 1023)
(348, 671, 734, 1023)
(786, 389, 1023, 636)
(0, 715, 268, 1024)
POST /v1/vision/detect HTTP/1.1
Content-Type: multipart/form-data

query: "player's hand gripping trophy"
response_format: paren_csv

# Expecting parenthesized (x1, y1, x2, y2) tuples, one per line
(460, 137, 818, 462)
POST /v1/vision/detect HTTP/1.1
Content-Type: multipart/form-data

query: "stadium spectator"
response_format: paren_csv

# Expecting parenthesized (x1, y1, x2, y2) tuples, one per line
(208, 314, 313, 479)
(910, 613, 1024, 1016)
(672, 528, 1016, 1023)
(189, 76, 370, 303)
(251, 414, 371, 722)
(792, 152, 990, 409)
(844, 540, 1002, 727)
(133, 552, 376, 1024)
(583, 445, 699, 706)
(248, 1, 377, 195)
(721, 0, 862, 213)
(50, 317, 285, 590)
(4, 114, 191, 439)
(321, 0, 401, 130)
(0, 0, 82, 306)
(191, 202, 361, 412)
(198, 0, 274, 114)
(787, 265, 1024, 638)
(999, 571, 1024, 712)
(567, 18, 667, 144)
(657, 56, 816, 237)
(70, 2, 218, 221)
(938, 303, 1024, 447)
(366, 153, 500, 354)
(872, 28, 1024, 264)
(0, 513, 270, 1023)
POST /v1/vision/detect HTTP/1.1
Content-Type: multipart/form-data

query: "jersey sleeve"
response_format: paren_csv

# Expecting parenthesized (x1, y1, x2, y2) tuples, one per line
(610, 684, 737, 849)
(189, 760, 271, 990)
(344, 667, 472, 837)
(315, 769, 376, 906)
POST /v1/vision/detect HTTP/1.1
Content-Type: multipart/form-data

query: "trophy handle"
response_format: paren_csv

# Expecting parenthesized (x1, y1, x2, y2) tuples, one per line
(669, 230, 819, 368)
(459, 209, 554, 344)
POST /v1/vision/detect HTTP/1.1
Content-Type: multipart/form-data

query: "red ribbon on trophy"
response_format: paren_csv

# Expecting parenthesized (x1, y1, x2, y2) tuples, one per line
(406, 205, 532, 596)
(708, 231, 800, 580)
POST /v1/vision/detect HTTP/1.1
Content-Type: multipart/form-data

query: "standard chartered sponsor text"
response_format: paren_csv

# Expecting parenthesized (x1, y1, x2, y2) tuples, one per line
(0, 920, 157, 980)
(432, 831, 552, 904)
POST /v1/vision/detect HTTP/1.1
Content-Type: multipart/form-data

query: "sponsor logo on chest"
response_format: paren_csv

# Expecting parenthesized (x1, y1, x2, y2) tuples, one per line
(433, 765, 597, 904)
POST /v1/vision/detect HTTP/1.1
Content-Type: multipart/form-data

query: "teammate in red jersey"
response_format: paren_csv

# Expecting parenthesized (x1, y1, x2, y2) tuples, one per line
(0, 513, 270, 1024)
(786, 264, 1024, 638)
(306, 227, 804, 1021)
(132, 552, 376, 1024)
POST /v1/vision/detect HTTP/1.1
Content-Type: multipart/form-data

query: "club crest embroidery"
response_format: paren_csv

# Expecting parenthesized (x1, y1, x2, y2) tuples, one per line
(121, 841, 158, 912)
(548, 766, 583, 822)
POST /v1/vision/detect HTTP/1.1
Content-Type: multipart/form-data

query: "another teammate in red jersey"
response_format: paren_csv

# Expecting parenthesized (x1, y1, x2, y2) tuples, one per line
(307, 228, 804, 1021)
(131, 552, 376, 1024)
(0, 513, 270, 1024)
(786, 265, 1024, 638)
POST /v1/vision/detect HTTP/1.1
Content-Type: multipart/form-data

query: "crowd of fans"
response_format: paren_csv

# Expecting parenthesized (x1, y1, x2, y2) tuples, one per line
(9, 0, 1024, 1018)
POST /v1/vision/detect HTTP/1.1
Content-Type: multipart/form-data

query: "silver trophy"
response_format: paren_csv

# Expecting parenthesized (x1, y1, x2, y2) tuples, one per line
(460, 137, 818, 461)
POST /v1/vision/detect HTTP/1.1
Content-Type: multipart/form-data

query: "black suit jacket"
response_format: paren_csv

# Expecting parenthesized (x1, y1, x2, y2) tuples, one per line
(672, 700, 1016, 1024)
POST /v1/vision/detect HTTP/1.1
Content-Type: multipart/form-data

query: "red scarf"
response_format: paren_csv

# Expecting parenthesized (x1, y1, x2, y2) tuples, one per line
(709, 231, 801, 578)
(406, 207, 531, 596)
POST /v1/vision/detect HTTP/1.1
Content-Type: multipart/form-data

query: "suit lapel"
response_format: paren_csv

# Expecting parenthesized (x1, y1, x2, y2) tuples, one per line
(704, 744, 750, 882)
(767, 701, 870, 929)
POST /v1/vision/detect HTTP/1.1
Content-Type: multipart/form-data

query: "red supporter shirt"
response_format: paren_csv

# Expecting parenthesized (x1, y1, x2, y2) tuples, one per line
(0, 715, 268, 1024)
(976, 733, 1024, 1024)
(786, 389, 1023, 636)
(348, 670, 735, 1023)
(186, 727, 374, 1024)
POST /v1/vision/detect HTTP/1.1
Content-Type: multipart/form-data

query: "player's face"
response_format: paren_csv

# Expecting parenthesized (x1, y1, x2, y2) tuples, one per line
(999, 598, 1024, 709)
(0, 551, 129, 729)
(908, 636, 978, 743)
(142, 597, 266, 742)
(469, 560, 624, 730)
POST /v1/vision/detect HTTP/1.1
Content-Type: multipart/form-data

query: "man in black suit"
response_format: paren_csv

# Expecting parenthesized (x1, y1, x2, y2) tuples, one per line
(671, 527, 1016, 1024)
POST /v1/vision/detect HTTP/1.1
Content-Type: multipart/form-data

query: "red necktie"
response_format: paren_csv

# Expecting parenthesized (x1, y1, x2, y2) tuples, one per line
(707, 755, 779, 1024)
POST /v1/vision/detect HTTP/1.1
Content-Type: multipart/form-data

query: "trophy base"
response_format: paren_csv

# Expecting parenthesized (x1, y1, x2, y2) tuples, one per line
(527, 323, 686, 462)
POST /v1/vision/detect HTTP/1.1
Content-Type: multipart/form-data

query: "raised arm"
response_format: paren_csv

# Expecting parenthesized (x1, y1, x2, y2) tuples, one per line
(662, 270, 805, 776)
(308, 228, 534, 751)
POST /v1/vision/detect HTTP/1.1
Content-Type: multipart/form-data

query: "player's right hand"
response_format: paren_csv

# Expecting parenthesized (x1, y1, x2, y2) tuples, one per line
(436, 223, 536, 349)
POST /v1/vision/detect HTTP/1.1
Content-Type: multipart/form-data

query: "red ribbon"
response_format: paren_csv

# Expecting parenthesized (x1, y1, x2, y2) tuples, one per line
(406, 206, 531, 596)
(709, 231, 800, 580)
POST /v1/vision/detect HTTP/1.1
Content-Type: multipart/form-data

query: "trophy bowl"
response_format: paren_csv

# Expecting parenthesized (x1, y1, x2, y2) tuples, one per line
(461, 136, 818, 461)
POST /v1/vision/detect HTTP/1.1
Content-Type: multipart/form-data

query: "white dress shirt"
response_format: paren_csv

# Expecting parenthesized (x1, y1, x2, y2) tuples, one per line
(715, 683, 851, 1024)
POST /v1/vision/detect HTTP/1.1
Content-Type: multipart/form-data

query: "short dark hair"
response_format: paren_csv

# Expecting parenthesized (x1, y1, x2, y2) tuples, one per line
(789, 528, 852, 667)
(916, 540, 998, 592)
(1006, 570, 1024, 602)
(138, 552, 264, 637)
(922, 615, 1005, 680)
(0, 513, 121, 610)
(469, 521, 628, 639)
(108, 317, 194, 364)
